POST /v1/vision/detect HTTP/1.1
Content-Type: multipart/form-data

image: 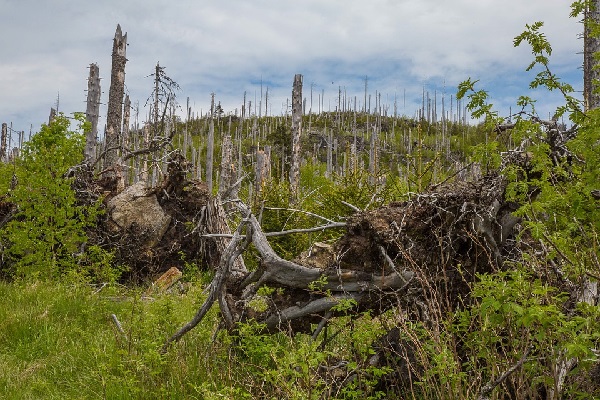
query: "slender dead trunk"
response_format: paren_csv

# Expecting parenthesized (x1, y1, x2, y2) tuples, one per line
(290, 74, 303, 199)
(122, 95, 131, 143)
(206, 94, 215, 193)
(218, 128, 236, 200)
(49, 108, 57, 124)
(1, 123, 7, 163)
(584, 0, 600, 111)
(140, 124, 150, 183)
(369, 122, 378, 185)
(326, 127, 333, 178)
(122, 95, 131, 163)
(121, 95, 131, 185)
(104, 24, 127, 176)
(84, 63, 101, 163)
(255, 145, 271, 196)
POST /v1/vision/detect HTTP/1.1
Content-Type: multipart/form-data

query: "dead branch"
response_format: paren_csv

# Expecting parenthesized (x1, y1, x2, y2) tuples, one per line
(201, 221, 346, 238)
(263, 293, 364, 332)
(264, 207, 338, 224)
(477, 347, 531, 400)
(161, 218, 250, 353)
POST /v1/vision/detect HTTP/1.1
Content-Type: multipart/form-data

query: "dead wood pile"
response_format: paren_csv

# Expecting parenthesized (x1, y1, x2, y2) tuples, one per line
(162, 172, 521, 354)
(221, 173, 519, 333)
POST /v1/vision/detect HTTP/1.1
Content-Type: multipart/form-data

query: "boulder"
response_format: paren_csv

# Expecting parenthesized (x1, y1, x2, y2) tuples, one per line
(107, 181, 171, 248)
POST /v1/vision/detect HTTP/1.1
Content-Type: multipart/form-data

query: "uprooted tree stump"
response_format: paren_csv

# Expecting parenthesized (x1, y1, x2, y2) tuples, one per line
(164, 172, 520, 350)
(77, 154, 231, 282)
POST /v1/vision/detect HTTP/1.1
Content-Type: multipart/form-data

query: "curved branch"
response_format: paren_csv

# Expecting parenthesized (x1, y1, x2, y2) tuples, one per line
(264, 293, 364, 332)
(477, 347, 530, 400)
(161, 218, 249, 353)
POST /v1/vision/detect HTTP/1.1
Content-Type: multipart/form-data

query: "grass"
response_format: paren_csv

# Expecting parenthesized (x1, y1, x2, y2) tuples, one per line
(0, 279, 238, 400)
(0, 278, 394, 399)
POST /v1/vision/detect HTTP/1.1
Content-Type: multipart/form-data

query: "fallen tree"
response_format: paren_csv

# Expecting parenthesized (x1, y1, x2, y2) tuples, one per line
(160, 157, 598, 397)
(164, 172, 518, 342)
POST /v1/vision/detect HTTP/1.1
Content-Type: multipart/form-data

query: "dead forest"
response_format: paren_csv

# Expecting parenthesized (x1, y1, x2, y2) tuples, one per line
(1, 15, 600, 399)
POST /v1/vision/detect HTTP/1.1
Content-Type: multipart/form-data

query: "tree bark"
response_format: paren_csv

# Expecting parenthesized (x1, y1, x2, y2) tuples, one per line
(218, 130, 235, 200)
(290, 74, 303, 199)
(584, 0, 600, 111)
(206, 94, 215, 193)
(254, 146, 271, 195)
(84, 63, 101, 164)
(104, 24, 127, 176)
(0, 123, 7, 163)
(368, 123, 378, 185)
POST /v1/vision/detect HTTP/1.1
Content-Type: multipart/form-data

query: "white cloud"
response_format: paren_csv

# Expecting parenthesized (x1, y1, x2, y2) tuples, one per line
(0, 0, 583, 132)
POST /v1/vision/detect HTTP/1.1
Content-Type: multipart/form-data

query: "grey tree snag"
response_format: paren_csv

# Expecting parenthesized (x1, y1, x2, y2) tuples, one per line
(122, 95, 131, 184)
(206, 93, 215, 193)
(255, 146, 271, 194)
(49, 108, 57, 124)
(585, 0, 600, 111)
(368, 124, 378, 185)
(104, 24, 127, 175)
(153, 62, 160, 136)
(290, 74, 303, 199)
(85, 63, 101, 163)
(218, 131, 235, 200)
(1, 123, 7, 163)
(122, 94, 131, 143)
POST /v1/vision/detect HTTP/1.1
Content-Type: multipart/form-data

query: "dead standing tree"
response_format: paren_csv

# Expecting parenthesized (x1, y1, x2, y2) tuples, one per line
(206, 94, 215, 193)
(140, 62, 181, 186)
(85, 63, 101, 164)
(290, 74, 303, 200)
(103, 24, 127, 179)
(584, 0, 600, 111)
(1, 123, 7, 163)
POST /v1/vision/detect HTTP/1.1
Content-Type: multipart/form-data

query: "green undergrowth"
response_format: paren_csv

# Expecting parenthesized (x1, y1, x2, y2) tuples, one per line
(0, 279, 229, 399)
(0, 279, 396, 399)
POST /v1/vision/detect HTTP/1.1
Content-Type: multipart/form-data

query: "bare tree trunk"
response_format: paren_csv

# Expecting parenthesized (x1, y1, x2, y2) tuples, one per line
(290, 74, 303, 199)
(121, 95, 131, 186)
(584, 0, 600, 111)
(85, 63, 101, 163)
(49, 108, 57, 124)
(122, 95, 131, 143)
(218, 130, 236, 201)
(140, 124, 150, 183)
(104, 24, 127, 176)
(326, 127, 333, 178)
(369, 123, 378, 185)
(255, 146, 271, 195)
(0, 123, 7, 163)
(154, 62, 160, 136)
(184, 97, 191, 160)
(206, 94, 215, 193)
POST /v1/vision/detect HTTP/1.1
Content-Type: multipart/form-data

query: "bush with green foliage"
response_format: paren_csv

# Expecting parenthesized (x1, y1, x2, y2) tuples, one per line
(0, 114, 114, 282)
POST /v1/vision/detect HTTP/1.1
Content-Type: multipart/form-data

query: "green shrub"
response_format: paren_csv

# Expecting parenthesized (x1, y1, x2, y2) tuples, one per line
(0, 114, 114, 282)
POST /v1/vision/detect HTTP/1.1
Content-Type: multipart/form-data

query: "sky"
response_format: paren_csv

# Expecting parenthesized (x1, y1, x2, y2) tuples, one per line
(0, 0, 583, 141)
